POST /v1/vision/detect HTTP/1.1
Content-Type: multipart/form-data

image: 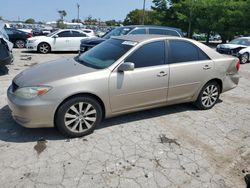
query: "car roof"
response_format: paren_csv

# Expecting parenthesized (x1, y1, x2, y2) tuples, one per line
(236, 37, 250, 39)
(122, 25, 181, 30)
(113, 34, 226, 60)
(113, 34, 179, 42)
(57, 29, 83, 32)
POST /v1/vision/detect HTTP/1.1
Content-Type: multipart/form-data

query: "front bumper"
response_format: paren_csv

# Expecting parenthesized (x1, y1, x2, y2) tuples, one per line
(26, 43, 37, 51)
(7, 85, 56, 128)
(79, 44, 94, 53)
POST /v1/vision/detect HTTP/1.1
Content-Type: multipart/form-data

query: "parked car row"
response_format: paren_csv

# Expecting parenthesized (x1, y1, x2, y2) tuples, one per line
(26, 29, 93, 53)
(216, 37, 250, 64)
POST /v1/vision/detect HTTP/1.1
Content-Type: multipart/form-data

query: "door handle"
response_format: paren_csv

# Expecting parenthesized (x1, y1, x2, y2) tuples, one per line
(203, 65, 211, 70)
(157, 71, 168, 77)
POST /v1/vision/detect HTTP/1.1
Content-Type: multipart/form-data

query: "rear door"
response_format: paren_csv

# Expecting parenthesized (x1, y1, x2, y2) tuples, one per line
(70, 31, 88, 51)
(109, 40, 169, 112)
(167, 39, 213, 103)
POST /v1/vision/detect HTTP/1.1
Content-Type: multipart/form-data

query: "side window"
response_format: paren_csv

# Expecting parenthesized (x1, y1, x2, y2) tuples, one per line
(129, 29, 146, 35)
(57, 31, 72, 37)
(198, 50, 210, 61)
(149, 28, 167, 35)
(166, 30, 180, 37)
(125, 41, 165, 68)
(149, 28, 180, 37)
(71, 31, 87, 37)
(169, 40, 200, 63)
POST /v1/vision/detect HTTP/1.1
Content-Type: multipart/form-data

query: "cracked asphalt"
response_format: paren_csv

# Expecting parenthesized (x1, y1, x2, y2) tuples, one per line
(0, 49, 250, 188)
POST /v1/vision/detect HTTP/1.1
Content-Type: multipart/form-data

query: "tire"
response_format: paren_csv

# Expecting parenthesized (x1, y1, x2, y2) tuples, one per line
(240, 52, 249, 64)
(55, 96, 103, 137)
(195, 81, 221, 110)
(38, 42, 51, 54)
(15, 40, 25, 48)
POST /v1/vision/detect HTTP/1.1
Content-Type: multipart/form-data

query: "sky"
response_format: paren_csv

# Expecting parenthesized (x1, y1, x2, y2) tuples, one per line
(0, 0, 153, 22)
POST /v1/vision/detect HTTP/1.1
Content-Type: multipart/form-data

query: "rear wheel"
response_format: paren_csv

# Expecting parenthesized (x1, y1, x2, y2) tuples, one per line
(195, 81, 220, 110)
(240, 52, 249, 64)
(55, 96, 103, 137)
(15, 40, 25, 48)
(38, 42, 50, 54)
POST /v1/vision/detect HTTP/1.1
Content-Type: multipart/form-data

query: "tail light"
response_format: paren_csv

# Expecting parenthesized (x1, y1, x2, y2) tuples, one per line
(28, 32, 33, 38)
(236, 58, 240, 71)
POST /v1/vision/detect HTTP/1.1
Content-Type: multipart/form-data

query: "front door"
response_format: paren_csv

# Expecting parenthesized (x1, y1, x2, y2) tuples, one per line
(109, 40, 169, 112)
(52, 31, 72, 51)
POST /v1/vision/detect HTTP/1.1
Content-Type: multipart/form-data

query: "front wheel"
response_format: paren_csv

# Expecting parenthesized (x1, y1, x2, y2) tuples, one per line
(195, 82, 220, 110)
(38, 43, 50, 54)
(55, 96, 103, 137)
(240, 52, 249, 64)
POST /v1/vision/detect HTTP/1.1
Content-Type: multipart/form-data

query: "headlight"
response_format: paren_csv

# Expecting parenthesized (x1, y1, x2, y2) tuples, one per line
(14, 86, 51, 99)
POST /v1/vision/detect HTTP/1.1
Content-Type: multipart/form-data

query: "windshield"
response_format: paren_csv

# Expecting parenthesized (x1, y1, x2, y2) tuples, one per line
(47, 30, 59, 37)
(0, 21, 9, 40)
(229, 38, 250, 46)
(102, 27, 134, 39)
(77, 39, 136, 69)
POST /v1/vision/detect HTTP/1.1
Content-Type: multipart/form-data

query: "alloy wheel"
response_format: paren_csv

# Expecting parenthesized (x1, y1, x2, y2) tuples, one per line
(39, 43, 49, 53)
(201, 84, 219, 108)
(64, 102, 97, 133)
(16, 40, 25, 48)
(241, 53, 249, 64)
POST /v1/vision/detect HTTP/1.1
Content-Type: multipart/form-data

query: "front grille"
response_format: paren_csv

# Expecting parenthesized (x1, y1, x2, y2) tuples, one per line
(12, 81, 19, 93)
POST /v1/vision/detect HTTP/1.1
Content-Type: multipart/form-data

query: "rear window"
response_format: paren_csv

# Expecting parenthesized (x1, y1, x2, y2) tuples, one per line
(149, 28, 180, 37)
(103, 27, 134, 39)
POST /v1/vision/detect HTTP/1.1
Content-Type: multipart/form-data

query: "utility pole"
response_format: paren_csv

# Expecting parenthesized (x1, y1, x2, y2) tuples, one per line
(77, 3, 80, 22)
(142, 0, 146, 25)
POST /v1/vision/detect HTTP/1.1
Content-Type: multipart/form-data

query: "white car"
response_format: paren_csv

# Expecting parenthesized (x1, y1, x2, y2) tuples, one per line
(238, 46, 250, 64)
(216, 37, 250, 56)
(81, 29, 96, 37)
(26, 29, 92, 53)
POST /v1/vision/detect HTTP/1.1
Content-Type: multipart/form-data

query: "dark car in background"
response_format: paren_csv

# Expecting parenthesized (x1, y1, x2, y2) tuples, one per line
(5, 28, 32, 48)
(216, 37, 250, 56)
(32, 28, 51, 36)
(0, 22, 13, 75)
(80, 25, 183, 53)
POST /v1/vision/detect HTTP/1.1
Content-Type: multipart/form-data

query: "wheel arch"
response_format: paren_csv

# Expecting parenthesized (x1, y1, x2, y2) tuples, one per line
(205, 78, 223, 93)
(37, 42, 51, 52)
(54, 92, 106, 127)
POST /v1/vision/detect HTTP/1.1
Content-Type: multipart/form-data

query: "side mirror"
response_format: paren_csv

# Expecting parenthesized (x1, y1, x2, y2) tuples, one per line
(118, 62, 135, 72)
(53, 35, 59, 38)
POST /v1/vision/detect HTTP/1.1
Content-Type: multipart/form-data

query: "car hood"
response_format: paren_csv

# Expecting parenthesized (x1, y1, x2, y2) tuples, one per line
(217, 43, 247, 49)
(80, 37, 106, 45)
(14, 58, 96, 87)
(28, 36, 48, 40)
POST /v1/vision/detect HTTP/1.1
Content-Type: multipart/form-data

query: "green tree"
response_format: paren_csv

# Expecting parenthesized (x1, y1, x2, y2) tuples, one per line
(25, 18, 35, 24)
(124, 9, 160, 25)
(72, 19, 81, 23)
(58, 10, 67, 21)
(152, 0, 250, 42)
(84, 16, 98, 25)
(105, 20, 120, 26)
